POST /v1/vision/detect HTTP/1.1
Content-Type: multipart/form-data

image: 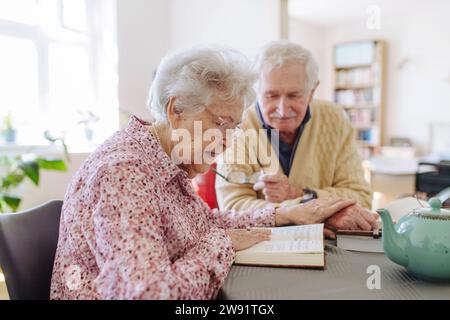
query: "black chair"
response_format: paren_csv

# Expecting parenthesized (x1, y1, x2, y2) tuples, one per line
(0, 200, 63, 300)
(416, 161, 450, 198)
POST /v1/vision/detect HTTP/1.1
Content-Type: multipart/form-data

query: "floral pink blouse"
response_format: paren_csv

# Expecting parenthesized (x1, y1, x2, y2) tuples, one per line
(50, 116, 275, 300)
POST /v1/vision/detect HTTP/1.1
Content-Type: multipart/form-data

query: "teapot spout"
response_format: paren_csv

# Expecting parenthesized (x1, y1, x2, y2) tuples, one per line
(377, 208, 408, 267)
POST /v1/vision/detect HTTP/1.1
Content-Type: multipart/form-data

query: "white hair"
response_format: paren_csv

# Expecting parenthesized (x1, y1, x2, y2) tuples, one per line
(148, 45, 256, 123)
(254, 40, 319, 93)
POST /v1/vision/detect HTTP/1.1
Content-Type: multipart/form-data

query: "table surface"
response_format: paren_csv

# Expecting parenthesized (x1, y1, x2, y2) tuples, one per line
(219, 243, 450, 300)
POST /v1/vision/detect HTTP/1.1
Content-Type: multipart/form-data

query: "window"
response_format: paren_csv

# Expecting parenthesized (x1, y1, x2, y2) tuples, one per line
(0, 0, 39, 25)
(0, 0, 118, 149)
(0, 36, 39, 126)
(61, 0, 88, 32)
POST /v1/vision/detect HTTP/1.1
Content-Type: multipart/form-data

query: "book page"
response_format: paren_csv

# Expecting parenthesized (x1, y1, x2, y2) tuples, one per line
(380, 197, 428, 223)
(241, 224, 324, 254)
(269, 224, 323, 241)
(251, 239, 323, 253)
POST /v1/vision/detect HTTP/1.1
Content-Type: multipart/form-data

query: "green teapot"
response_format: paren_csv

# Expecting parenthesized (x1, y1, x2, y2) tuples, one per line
(377, 197, 450, 281)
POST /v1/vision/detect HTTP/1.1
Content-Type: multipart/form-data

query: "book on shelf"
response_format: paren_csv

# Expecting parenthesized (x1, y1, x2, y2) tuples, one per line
(333, 40, 385, 160)
(355, 126, 379, 145)
(346, 108, 375, 126)
(234, 224, 325, 268)
(335, 88, 375, 106)
(336, 197, 428, 253)
(335, 67, 378, 88)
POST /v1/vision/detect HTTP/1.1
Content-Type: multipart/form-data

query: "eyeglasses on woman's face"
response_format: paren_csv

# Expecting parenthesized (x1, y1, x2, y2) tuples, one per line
(203, 108, 243, 138)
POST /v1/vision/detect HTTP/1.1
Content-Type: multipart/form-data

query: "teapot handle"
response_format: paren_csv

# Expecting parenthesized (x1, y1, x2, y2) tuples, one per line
(435, 187, 450, 203)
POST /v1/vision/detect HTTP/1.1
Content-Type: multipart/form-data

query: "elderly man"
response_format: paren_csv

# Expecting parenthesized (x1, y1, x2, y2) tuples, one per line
(215, 40, 377, 236)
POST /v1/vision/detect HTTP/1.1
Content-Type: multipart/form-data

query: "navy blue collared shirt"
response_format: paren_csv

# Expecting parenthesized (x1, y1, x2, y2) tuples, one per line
(255, 103, 311, 176)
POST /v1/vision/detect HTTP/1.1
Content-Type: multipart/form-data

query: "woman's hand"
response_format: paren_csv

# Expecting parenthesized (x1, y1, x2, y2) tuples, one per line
(225, 228, 271, 251)
(275, 198, 356, 226)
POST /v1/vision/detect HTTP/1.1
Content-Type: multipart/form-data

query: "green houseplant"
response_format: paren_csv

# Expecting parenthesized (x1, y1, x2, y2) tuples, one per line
(77, 109, 100, 142)
(0, 133, 69, 213)
(1, 112, 17, 144)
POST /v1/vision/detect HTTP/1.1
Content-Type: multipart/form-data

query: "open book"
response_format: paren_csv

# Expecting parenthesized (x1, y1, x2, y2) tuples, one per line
(234, 224, 324, 268)
(336, 196, 428, 253)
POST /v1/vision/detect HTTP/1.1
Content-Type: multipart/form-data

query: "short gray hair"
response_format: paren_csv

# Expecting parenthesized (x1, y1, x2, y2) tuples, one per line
(254, 40, 319, 93)
(148, 46, 256, 123)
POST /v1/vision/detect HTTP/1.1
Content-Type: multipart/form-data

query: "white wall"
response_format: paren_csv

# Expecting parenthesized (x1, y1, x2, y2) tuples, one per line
(168, 0, 281, 58)
(117, 0, 169, 122)
(117, 0, 283, 123)
(289, 2, 450, 154)
(288, 18, 327, 98)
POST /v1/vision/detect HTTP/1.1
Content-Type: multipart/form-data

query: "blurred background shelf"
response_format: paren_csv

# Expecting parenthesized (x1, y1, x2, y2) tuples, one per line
(333, 39, 386, 160)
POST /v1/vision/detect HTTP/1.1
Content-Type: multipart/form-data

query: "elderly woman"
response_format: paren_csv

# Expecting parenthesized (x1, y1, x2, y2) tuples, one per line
(50, 46, 354, 300)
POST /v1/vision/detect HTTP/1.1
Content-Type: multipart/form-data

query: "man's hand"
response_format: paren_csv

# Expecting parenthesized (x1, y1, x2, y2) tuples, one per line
(325, 204, 379, 232)
(253, 172, 302, 203)
(275, 198, 356, 226)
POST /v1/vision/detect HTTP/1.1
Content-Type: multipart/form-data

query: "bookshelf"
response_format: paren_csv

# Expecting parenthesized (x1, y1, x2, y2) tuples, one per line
(333, 39, 386, 160)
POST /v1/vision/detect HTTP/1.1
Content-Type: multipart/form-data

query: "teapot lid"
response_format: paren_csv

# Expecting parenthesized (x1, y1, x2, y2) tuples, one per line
(414, 198, 450, 220)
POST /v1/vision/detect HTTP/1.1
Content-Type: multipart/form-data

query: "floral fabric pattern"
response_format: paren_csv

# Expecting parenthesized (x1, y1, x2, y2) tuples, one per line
(50, 116, 275, 300)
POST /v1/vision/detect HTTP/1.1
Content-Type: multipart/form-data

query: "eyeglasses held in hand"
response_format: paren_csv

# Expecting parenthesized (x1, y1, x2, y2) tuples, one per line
(211, 167, 261, 186)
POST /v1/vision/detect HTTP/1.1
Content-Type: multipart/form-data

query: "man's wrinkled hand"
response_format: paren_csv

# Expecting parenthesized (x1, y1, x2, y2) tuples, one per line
(325, 203, 379, 231)
(253, 172, 302, 203)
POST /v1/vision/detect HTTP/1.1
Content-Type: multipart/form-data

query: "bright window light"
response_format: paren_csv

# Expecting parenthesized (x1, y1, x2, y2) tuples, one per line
(0, 35, 40, 143)
(61, 0, 88, 32)
(48, 43, 95, 141)
(0, 0, 38, 24)
(0, 0, 118, 149)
